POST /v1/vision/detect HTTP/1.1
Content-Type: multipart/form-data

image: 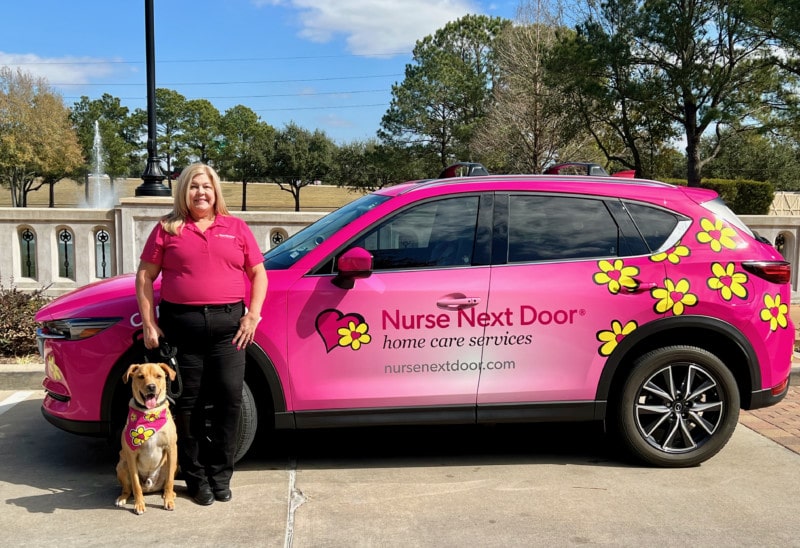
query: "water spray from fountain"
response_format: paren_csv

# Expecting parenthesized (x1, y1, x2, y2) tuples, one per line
(86, 120, 118, 208)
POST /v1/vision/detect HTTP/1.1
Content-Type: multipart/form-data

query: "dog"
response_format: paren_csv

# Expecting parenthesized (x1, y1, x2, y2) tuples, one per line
(115, 362, 178, 514)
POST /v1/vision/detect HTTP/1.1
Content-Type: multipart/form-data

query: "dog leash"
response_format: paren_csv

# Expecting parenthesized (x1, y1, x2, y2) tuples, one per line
(156, 338, 183, 402)
(135, 331, 184, 403)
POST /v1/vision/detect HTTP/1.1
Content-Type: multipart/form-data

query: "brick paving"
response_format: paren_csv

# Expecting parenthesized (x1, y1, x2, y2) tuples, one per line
(740, 384, 800, 455)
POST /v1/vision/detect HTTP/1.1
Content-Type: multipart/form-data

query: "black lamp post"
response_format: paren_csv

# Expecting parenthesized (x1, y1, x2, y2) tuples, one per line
(135, 0, 171, 197)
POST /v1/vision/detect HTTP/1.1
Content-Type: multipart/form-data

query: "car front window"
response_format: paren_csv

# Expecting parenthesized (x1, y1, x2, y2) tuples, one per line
(263, 194, 389, 270)
(346, 195, 481, 270)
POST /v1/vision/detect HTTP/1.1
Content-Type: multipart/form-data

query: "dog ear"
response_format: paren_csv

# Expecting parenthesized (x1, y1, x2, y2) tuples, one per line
(122, 364, 140, 383)
(159, 362, 177, 381)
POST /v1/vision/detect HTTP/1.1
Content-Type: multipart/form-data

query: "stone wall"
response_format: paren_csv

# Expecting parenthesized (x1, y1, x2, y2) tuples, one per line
(0, 197, 325, 297)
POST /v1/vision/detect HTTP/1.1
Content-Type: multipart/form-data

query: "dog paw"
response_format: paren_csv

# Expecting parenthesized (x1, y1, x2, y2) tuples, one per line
(133, 499, 147, 515)
(164, 501, 175, 511)
(114, 497, 127, 508)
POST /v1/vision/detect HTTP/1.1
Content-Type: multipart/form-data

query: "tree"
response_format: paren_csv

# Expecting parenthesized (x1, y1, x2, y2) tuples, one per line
(218, 105, 275, 210)
(331, 139, 428, 192)
(272, 123, 334, 211)
(547, 0, 679, 178)
(644, 0, 779, 185)
(701, 129, 800, 191)
(0, 67, 83, 206)
(180, 99, 221, 166)
(474, 1, 598, 174)
(133, 88, 187, 177)
(379, 14, 511, 168)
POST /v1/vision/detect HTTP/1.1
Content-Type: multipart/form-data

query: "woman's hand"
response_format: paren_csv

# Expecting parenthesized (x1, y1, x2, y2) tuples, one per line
(233, 312, 261, 350)
(143, 323, 165, 350)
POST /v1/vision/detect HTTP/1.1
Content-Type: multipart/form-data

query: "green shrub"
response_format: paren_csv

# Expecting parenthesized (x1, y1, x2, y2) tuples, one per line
(731, 180, 774, 215)
(655, 177, 773, 215)
(696, 179, 738, 207)
(0, 279, 50, 357)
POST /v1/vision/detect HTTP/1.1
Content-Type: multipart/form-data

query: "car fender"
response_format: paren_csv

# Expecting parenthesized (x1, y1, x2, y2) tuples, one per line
(595, 315, 759, 407)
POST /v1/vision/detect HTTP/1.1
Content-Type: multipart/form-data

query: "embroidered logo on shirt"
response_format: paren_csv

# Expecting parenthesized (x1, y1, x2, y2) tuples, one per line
(216, 234, 236, 239)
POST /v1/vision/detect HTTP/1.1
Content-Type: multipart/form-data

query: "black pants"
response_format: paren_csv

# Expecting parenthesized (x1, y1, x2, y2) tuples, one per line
(159, 300, 245, 491)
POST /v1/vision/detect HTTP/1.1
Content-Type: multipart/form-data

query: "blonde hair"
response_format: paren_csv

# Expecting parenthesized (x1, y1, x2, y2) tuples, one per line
(161, 163, 231, 235)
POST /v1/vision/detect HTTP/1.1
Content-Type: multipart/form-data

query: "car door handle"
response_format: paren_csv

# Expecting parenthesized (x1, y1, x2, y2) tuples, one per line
(437, 296, 482, 310)
(625, 280, 657, 293)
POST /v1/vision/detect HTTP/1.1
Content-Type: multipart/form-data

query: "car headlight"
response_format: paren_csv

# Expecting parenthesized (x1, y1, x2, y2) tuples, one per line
(37, 318, 122, 341)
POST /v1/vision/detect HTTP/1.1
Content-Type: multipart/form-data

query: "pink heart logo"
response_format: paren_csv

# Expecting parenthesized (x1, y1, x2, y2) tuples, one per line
(315, 309, 367, 353)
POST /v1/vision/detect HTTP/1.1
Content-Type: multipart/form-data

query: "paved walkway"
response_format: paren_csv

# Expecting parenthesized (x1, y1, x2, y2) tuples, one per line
(740, 366, 800, 455)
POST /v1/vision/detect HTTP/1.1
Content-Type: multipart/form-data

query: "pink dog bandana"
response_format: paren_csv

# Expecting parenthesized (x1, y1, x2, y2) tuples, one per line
(124, 404, 169, 451)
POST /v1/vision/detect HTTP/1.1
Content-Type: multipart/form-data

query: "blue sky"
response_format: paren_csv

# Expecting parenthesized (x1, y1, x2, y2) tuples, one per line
(3, 0, 518, 144)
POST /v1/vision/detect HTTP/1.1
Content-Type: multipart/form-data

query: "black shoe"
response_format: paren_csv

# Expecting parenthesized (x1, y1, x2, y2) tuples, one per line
(191, 484, 214, 506)
(214, 488, 232, 502)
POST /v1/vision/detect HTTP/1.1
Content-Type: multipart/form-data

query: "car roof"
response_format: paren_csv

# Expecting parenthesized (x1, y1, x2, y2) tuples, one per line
(376, 174, 676, 198)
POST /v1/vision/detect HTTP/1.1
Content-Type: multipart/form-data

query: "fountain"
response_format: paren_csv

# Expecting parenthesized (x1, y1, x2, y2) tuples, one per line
(86, 120, 117, 208)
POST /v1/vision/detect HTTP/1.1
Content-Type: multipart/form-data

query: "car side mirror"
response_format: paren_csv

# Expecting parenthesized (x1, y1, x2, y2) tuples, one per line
(332, 247, 373, 289)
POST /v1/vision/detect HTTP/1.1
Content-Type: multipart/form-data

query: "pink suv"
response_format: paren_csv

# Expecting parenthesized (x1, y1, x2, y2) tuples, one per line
(36, 175, 793, 467)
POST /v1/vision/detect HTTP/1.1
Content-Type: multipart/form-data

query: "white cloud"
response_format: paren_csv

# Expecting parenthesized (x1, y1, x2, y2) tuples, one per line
(0, 52, 122, 86)
(259, 0, 483, 56)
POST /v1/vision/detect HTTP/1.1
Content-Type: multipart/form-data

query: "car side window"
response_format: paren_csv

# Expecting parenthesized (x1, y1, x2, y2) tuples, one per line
(349, 196, 480, 270)
(507, 195, 621, 262)
(622, 201, 682, 251)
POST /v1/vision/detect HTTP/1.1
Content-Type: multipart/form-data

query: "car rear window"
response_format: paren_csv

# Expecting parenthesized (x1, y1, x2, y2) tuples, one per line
(622, 201, 682, 251)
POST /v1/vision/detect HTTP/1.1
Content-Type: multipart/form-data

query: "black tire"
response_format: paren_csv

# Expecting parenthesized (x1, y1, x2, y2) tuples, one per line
(233, 381, 258, 463)
(614, 345, 740, 467)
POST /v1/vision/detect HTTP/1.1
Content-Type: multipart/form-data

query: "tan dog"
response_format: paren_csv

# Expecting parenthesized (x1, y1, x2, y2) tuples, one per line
(115, 362, 178, 514)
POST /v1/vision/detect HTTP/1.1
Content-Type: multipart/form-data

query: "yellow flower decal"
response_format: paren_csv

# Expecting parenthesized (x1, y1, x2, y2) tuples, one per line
(596, 320, 638, 356)
(593, 259, 640, 294)
(129, 426, 155, 447)
(651, 278, 698, 315)
(144, 411, 161, 422)
(707, 262, 749, 301)
(338, 320, 372, 350)
(46, 354, 64, 382)
(760, 293, 788, 332)
(696, 217, 737, 252)
(651, 241, 690, 264)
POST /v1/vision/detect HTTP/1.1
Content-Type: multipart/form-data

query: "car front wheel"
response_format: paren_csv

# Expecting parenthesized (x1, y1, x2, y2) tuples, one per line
(233, 381, 258, 463)
(614, 345, 740, 467)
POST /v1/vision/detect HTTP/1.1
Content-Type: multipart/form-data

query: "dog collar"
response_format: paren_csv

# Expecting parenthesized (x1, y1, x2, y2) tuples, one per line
(124, 403, 169, 452)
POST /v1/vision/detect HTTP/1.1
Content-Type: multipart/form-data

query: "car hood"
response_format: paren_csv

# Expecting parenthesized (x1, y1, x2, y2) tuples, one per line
(35, 273, 153, 322)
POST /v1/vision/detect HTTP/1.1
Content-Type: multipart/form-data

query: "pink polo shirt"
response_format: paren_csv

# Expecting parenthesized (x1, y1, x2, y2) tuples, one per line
(140, 215, 263, 305)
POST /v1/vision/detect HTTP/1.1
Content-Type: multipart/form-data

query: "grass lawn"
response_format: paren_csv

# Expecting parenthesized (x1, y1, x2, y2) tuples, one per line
(0, 178, 363, 211)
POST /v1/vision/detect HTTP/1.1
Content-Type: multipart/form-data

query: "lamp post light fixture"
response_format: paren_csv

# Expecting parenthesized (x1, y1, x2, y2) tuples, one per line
(135, 0, 171, 197)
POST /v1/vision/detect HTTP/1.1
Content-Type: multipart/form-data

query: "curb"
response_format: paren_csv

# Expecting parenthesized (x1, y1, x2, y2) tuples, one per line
(3, 362, 800, 392)
(0, 364, 45, 391)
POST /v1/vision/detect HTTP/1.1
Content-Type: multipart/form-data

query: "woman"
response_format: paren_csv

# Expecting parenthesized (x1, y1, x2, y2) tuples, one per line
(135, 163, 267, 506)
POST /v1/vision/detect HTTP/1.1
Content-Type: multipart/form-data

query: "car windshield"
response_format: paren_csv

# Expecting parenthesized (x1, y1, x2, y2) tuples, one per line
(263, 194, 390, 269)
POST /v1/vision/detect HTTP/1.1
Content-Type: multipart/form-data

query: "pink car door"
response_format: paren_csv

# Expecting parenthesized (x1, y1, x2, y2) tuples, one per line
(477, 194, 672, 403)
(286, 195, 491, 411)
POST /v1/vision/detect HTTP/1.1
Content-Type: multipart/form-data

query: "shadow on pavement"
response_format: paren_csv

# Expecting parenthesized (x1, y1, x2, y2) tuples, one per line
(238, 420, 631, 471)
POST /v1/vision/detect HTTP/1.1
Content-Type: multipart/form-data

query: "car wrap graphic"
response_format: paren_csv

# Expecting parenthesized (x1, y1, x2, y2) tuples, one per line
(316, 309, 372, 352)
(592, 217, 788, 358)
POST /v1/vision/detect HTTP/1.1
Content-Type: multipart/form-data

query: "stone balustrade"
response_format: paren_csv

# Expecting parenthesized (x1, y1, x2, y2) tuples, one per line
(0, 197, 325, 297)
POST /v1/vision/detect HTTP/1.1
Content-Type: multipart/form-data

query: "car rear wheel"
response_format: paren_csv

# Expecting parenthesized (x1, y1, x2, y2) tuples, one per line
(614, 345, 739, 467)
